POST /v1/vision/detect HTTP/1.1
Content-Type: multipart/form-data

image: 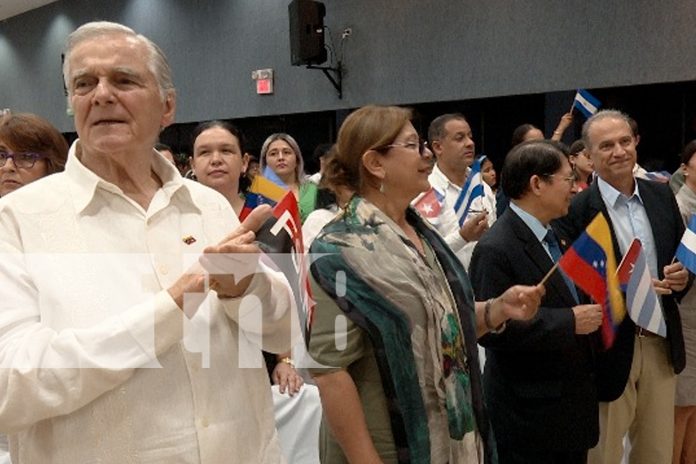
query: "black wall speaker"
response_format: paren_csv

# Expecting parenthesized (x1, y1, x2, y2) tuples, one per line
(288, 0, 327, 66)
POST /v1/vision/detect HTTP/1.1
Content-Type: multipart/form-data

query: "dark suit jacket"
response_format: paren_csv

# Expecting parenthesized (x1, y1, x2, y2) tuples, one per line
(554, 178, 687, 401)
(470, 208, 598, 453)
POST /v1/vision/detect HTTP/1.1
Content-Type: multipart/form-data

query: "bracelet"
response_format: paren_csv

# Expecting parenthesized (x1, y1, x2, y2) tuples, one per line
(279, 357, 295, 368)
(484, 298, 507, 334)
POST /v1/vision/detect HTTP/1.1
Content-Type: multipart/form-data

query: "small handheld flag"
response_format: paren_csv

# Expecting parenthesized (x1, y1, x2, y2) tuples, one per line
(573, 89, 601, 119)
(558, 212, 625, 348)
(676, 214, 696, 275)
(239, 175, 288, 220)
(453, 157, 484, 226)
(255, 191, 315, 341)
(414, 186, 444, 221)
(616, 239, 665, 337)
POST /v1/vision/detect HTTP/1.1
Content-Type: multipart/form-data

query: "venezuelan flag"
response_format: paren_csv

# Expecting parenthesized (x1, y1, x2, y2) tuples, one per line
(239, 175, 288, 220)
(558, 212, 626, 348)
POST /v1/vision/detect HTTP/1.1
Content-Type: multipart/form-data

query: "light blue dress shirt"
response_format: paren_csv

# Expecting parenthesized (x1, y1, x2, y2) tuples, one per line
(596, 177, 659, 279)
(509, 202, 579, 302)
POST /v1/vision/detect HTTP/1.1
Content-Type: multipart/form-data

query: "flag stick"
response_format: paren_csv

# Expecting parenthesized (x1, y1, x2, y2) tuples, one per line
(539, 261, 560, 287)
(569, 90, 578, 115)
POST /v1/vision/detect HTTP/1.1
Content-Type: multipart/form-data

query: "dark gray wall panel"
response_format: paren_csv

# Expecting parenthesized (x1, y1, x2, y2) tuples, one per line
(1, 0, 695, 132)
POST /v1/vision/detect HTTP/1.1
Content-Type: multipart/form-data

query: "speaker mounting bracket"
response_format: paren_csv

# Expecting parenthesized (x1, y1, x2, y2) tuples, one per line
(306, 61, 343, 99)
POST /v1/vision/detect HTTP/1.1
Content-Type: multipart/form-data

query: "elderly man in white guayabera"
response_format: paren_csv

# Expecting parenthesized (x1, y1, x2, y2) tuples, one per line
(0, 21, 297, 463)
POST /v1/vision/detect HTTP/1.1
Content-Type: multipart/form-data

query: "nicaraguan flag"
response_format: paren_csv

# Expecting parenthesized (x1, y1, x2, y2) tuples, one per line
(559, 212, 625, 348)
(573, 89, 601, 118)
(617, 239, 666, 337)
(453, 158, 484, 226)
(676, 214, 696, 275)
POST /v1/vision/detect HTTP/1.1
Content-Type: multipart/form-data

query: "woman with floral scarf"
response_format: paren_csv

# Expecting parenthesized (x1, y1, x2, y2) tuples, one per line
(306, 105, 544, 464)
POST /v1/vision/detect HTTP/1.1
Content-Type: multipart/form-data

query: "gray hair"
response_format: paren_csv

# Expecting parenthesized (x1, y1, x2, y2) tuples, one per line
(62, 21, 175, 108)
(259, 133, 306, 182)
(581, 109, 632, 148)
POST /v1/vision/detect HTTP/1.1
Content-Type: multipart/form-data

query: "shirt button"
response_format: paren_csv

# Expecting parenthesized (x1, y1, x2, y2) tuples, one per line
(158, 264, 169, 275)
(201, 417, 209, 428)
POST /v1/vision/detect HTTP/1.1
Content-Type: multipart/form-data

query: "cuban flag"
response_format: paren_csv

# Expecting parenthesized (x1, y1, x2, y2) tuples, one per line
(559, 212, 626, 348)
(616, 239, 666, 337)
(573, 89, 601, 118)
(453, 158, 484, 227)
(676, 214, 696, 275)
(413, 186, 444, 223)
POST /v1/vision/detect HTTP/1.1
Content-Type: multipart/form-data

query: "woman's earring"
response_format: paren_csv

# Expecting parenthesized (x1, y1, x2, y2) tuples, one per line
(379, 182, 385, 194)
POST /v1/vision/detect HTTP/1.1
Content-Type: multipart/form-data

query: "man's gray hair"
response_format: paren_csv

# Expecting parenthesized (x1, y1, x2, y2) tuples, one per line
(581, 109, 631, 147)
(62, 21, 175, 107)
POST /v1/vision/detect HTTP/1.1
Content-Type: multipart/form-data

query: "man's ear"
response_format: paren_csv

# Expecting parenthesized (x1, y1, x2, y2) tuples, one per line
(160, 91, 177, 129)
(529, 174, 545, 197)
(430, 140, 442, 157)
(361, 150, 386, 181)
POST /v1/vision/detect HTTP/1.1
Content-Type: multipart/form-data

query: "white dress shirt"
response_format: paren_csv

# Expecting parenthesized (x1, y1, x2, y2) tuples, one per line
(426, 163, 496, 269)
(0, 141, 295, 463)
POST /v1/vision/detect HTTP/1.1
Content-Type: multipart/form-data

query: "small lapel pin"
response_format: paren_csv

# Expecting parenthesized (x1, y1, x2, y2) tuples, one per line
(182, 235, 196, 245)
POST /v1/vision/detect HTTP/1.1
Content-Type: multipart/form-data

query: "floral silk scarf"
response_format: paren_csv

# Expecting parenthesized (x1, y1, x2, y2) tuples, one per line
(309, 196, 496, 464)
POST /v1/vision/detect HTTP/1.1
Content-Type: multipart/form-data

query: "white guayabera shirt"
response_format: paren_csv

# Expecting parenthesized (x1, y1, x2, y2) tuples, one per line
(0, 143, 295, 464)
(425, 164, 497, 270)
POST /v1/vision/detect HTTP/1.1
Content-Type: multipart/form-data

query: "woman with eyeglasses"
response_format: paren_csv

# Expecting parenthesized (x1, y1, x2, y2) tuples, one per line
(0, 112, 68, 461)
(306, 105, 544, 463)
(259, 133, 317, 223)
(0, 112, 68, 197)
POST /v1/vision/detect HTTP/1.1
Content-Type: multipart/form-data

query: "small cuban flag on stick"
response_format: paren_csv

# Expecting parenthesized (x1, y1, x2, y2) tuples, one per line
(616, 239, 666, 337)
(676, 214, 696, 275)
(453, 157, 484, 227)
(413, 186, 444, 223)
(572, 89, 602, 119)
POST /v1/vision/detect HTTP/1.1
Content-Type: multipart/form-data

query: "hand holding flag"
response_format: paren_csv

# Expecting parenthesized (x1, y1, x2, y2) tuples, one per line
(616, 239, 666, 337)
(557, 212, 625, 348)
(453, 157, 484, 226)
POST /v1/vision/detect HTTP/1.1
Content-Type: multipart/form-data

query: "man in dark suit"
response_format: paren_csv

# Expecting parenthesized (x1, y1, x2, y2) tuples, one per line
(555, 110, 690, 464)
(470, 140, 603, 463)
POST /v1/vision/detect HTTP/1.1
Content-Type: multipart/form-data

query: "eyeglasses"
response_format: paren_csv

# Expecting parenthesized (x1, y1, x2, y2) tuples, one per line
(542, 173, 577, 186)
(374, 138, 429, 157)
(0, 151, 45, 169)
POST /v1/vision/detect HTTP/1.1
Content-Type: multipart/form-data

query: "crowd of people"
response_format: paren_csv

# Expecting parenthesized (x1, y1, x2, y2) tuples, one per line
(0, 19, 695, 464)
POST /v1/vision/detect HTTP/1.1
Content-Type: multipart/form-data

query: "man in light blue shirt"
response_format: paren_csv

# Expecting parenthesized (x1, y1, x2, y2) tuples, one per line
(557, 109, 690, 464)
